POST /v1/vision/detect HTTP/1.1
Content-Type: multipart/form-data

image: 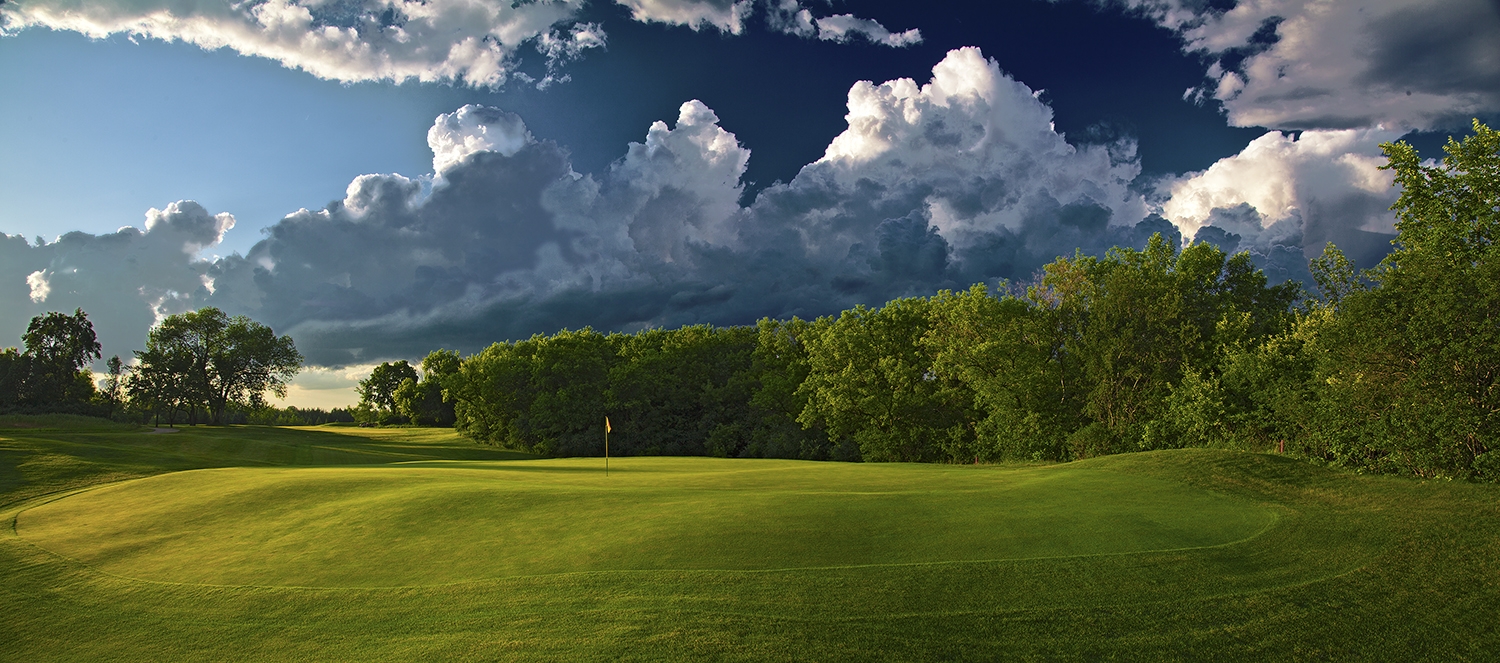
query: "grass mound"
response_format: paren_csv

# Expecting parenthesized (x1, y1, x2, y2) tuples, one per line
(2, 425, 1496, 660)
(16, 458, 1274, 587)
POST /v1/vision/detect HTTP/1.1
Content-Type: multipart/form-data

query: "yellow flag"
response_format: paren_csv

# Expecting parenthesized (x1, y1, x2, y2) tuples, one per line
(605, 416, 611, 433)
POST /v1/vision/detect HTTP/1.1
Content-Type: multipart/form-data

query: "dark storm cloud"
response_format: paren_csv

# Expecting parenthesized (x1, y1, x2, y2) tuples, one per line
(7, 47, 1410, 367)
(1360, 1, 1500, 99)
(1130, 0, 1500, 131)
(197, 48, 1174, 364)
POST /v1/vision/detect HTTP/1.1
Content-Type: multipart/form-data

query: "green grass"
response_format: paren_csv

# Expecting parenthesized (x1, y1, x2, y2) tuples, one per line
(2, 417, 1497, 660)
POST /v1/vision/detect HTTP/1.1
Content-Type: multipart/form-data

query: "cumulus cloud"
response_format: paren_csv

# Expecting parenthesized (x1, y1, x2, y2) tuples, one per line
(190, 47, 1166, 364)
(0, 201, 232, 365)
(1158, 127, 1403, 282)
(617, 0, 753, 34)
(428, 105, 534, 174)
(1125, 0, 1500, 130)
(811, 13, 921, 47)
(0, 0, 598, 87)
(0, 0, 924, 89)
(764, 0, 920, 46)
(20, 47, 1384, 370)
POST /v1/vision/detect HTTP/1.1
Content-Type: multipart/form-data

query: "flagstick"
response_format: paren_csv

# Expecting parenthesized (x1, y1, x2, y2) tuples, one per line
(605, 417, 610, 477)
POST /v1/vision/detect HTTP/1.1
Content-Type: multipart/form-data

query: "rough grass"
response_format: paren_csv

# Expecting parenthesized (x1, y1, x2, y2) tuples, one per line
(2, 416, 1496, 660)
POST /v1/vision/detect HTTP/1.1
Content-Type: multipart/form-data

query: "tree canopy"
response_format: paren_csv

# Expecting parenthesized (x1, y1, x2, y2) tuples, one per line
(129, 308, 302, 425)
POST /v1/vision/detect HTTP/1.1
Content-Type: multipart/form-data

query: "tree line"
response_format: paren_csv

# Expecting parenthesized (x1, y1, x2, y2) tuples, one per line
(361, 122, 1500, 481)
(0, 307, 305, 426)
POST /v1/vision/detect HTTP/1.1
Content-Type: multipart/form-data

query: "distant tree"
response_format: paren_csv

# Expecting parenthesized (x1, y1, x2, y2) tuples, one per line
(394, 350, 461, 426)
(20, 309, 102, 407)
(102, 355, 125, 403)
(129, 308, 302, 425)
(357, 360, 418, 424)
(0, 348, 27, 411)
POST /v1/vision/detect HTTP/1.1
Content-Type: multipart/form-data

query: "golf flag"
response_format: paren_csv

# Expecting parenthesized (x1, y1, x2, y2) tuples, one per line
(605, 416, 611, 433)
(604, 416, 611, 477)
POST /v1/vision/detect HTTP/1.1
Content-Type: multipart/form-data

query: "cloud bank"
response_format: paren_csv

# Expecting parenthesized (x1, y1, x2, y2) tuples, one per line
(0, 0, 600, 87)
(1, 0, 920, 89)
(1127, 0, 1500, 130)
(3, 47, 1402, 368)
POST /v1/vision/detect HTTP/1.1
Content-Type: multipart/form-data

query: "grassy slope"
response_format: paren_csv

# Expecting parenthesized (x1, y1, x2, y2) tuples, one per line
(2, 417, 1497, 661)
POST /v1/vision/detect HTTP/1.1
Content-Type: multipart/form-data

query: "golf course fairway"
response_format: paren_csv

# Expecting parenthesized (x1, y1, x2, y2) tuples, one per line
(3, 419, 1497, 660)
(15, 459, 1275, 587)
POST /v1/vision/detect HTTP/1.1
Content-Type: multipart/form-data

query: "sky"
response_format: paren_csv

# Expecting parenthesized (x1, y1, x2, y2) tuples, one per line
(2, 0, 1498, 409)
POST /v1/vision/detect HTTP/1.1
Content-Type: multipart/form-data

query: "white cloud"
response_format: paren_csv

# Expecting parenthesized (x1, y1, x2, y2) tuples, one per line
(428, 105, 534, 174)
(203, 48, 1165, 363)
(764, 0, 920, 47)
(269, 363, 383, 409)
(765, 0, 815, 37)
(1125, 0, 1500, 130)
(811, 47, 1146, 249)
(0, 0, 595, 87)
(144, 200, 236, 254)
(1159, 127, 1402, 268)
(615, 0, 753, 34)
(25, 270, 50, 303)
(8, 48, 1279, 369)
(606, 100, 751, 259)
(813, 14, 921, 47)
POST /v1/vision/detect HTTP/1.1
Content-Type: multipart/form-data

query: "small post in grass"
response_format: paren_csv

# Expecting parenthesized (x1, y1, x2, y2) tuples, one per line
(605, 416, 611, 477)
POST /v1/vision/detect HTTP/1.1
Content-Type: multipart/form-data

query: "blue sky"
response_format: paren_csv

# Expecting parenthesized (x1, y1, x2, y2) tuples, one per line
(2, 0, 1497, 407)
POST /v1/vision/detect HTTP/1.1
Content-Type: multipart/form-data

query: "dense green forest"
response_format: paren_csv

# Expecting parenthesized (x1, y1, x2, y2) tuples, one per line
(370, 122, 1496, 481)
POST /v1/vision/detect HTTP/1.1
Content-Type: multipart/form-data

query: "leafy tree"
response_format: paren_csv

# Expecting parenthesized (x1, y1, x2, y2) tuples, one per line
(609, 325, 756, 457)
(130, 308, 302, 425)
(394, 350, 461, 426)
(524, 329, 616, 456)
(20, 309, 101, 407)
(451, 340, 537, 446)
(102, 355, 125, 404)
(0, 348, 27, 411)
(926, 284, 1086, 461)
(739, 317, 835, 460)
(450, 329, 616, 455)
(357, 360, 418, 424)
(799, 297, 978, 462)
(1311, 120, 1500, 478)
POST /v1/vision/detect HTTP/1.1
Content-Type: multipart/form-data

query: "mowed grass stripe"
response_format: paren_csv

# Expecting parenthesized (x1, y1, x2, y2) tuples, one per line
(15, 458, 1274, 587)
(2, 422, 1496, 661)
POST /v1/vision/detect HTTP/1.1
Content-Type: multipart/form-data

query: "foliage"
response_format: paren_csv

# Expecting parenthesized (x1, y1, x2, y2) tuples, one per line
(450, 329, 617, 455)
(128, 307, 302, 425)
(0, 309, 104, 414)
(739, 317, 837, 460)
(799, 297, 977, 462)
(609, 325, 757, 456)
(356, 360, 418, 424)
(392, 349, 461, 426)
(925, 284, 1086, 461)
(1304, 120, 1500, 478)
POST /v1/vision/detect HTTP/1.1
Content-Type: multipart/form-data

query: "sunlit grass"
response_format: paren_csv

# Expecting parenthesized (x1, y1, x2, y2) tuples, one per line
(2, 416, 1496, 660)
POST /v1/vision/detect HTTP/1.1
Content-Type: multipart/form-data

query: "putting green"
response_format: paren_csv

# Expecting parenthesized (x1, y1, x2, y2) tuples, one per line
(16, 457, 1275, 588)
